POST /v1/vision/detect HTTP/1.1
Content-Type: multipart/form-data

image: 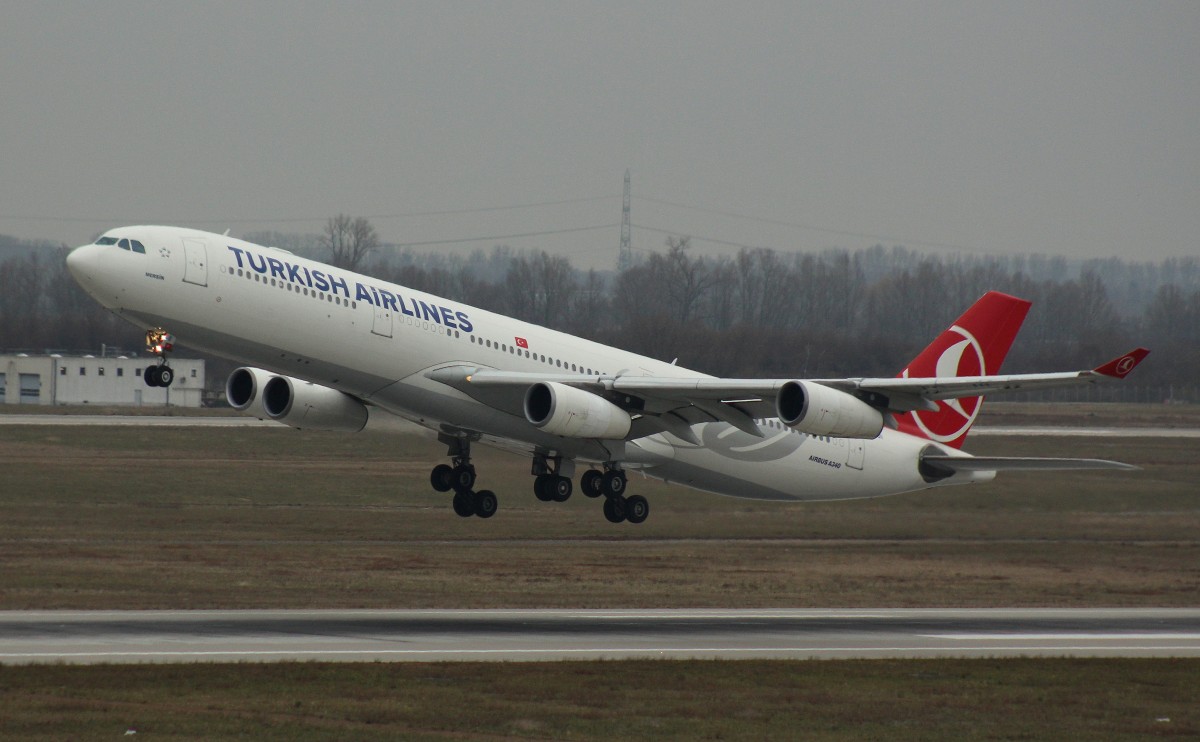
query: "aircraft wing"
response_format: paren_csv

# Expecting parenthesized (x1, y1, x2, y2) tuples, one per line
(426, 348, 1149, 443)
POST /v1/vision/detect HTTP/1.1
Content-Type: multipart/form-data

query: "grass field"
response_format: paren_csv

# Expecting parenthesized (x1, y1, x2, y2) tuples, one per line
(1, 404, 1197, 609)
(1, 659, 1196, 741)
(1, 403, 1197, 739)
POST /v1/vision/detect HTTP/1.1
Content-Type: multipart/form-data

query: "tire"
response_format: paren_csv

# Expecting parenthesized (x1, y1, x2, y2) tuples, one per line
(451, 465, 476, 495)
(430, 464, 454, 492)
(143, 366, 161, 387)
(603, 495, 627, 524)
(580, 470, 603, 498)
(474, 490, 498, 519)
(534, 475, 554, 502)
(551, 476, 572, 502)
(625, 495, 649, 524)
(601, 470, 626, 498)
(452, 491, 474, 518)
(158, 366, 174, 387)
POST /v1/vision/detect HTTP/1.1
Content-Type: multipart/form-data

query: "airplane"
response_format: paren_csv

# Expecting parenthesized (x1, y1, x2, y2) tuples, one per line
(66, 226, 1149, 524)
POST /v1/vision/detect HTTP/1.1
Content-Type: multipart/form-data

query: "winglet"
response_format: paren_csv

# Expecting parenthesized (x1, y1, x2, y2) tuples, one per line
(1092, 348, 1150, 379)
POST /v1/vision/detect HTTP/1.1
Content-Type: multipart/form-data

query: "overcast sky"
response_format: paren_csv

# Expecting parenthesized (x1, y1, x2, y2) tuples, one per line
(2, 1, 1196, 268)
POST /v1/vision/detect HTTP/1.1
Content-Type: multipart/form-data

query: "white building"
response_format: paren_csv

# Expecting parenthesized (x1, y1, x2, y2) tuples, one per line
(0, 354, 205, 407)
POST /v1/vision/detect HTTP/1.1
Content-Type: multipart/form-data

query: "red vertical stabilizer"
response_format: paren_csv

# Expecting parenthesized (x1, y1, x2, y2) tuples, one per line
(894, 291, 1031, 448)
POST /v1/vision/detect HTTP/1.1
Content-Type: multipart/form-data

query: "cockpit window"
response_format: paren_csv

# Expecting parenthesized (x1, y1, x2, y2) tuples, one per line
(98, 236, 147, 253)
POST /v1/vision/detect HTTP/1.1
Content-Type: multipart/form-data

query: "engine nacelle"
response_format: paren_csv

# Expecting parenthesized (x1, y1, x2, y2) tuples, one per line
(261, 375, 369, 433)
(776, 380, 884, 439)
(225, 366, 275, 419)
(524, 382, 632, 440)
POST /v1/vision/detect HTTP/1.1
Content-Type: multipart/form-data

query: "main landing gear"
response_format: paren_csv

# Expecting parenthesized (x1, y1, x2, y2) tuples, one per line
(584, 466, 649, 525)
(430, 435, 497, 519)
(143, 328, 176, 388)
(427, 441, 650, 525)
(535, 457, 649, 525)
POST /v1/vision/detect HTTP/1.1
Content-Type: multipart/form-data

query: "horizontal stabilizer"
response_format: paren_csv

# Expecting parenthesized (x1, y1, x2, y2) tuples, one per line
(922, 455, 1139, 473)
(1092, 348, 1150, 379)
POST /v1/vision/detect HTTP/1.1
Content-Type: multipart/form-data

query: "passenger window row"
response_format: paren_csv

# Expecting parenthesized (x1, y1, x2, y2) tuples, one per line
(468, 334, 603, 375)
(227, 265, 358, 309)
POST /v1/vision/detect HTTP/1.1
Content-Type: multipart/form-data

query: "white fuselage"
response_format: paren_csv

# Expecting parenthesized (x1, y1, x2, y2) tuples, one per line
(67, 226, 989, 502)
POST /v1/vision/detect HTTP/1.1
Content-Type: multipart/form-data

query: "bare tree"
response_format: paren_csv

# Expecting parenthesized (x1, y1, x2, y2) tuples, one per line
(323, 214, 379, 271)
(654, 236, 717, 324)
(505, 251, 575, 328)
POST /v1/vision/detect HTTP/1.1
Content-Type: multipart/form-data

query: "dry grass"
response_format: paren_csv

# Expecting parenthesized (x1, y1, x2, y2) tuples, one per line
(0, 659, 1196, 741)
(1, 406, 1197, 609)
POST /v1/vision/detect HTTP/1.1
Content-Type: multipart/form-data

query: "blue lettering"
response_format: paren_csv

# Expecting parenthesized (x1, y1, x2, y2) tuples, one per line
(397, 293, 415, 317)
(302, 267, 313, 287)
(355, 282, 374, 305)
(312, 270, 330, 292)
(246, 251, 267, 274)
(226, 245, 246, 268)
(370, 286, 381, 305)
(417, 300, 440, 322)
(440, 306, 458, 329)
(328, 273, 348, 298)
(455, 311, 473, 333)
(377, 288, 399, 313)
(286, 262, 303, 284)
(266, 257, 286, 281)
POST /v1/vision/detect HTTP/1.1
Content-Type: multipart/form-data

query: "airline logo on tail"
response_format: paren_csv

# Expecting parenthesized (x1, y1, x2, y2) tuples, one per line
(902, 324, 986, 444)
(895, 292, 1031, 448)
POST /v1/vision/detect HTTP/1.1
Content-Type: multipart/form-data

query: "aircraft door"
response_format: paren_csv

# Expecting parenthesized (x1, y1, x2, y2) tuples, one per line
(371, 302, 392, 338)
(182, 238, 208, 287)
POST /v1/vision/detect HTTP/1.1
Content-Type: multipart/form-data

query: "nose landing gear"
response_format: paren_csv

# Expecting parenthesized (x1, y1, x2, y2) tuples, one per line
(144, 328, 176, 388)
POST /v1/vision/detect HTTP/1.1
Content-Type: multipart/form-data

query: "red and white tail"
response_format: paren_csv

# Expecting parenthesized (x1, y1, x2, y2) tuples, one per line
(894, 291, 1031, 448)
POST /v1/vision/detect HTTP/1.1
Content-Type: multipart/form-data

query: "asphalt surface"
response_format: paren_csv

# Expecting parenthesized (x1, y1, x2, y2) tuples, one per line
(2, 608, 1199, 664)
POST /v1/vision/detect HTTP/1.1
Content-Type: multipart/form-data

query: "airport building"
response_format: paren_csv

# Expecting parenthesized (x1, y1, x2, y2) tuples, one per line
(0, 353, 205, 407)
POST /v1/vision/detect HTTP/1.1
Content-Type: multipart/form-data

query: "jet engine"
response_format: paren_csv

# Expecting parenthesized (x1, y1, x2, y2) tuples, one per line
(775, 380, 884, 439)
(225, 366, 275, 419)
(524, 382, 632, 440)
(226, 367, 369, 433)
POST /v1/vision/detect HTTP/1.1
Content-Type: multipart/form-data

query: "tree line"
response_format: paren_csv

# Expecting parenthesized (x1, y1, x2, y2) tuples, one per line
(2, 225, 1197, 401)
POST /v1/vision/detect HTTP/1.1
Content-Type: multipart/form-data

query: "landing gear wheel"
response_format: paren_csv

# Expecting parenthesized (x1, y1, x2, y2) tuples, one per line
(451, 465, 476, 494)
(473, 490, 498, 519)
(431, 464, 454, 492)
(550, 476, 572, 502)
(452, 491, 474, 518)
(580, 470, 603, 498)
(143, 366, 161, 387)
(157, 365, 174, 387)
(603, 495, 628, 524)
(625, 495, 649, 524)
(601, 470, 627, 498)
(534, 474, 554, 502)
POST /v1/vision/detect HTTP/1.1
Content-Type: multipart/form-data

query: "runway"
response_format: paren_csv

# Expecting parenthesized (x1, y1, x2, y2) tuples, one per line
(2, 608, 1199, 665)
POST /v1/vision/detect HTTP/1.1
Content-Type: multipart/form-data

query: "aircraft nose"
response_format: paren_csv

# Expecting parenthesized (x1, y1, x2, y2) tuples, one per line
(66, 243, 105, 294)
(66, 243, 100, 278)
